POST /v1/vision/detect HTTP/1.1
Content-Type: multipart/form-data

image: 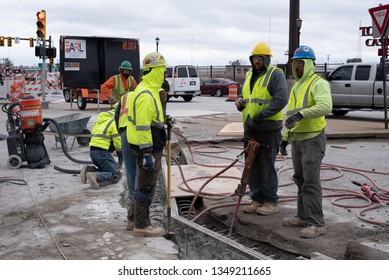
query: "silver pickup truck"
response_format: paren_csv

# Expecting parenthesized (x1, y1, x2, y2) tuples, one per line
(326, 62, 388, 116)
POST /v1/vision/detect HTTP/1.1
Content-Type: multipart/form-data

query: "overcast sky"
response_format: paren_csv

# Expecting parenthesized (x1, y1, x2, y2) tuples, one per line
(0, 0, 385, 67)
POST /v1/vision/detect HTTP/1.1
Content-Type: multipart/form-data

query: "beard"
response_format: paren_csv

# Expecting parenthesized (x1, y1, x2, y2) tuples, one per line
(122, 72, 130, 79)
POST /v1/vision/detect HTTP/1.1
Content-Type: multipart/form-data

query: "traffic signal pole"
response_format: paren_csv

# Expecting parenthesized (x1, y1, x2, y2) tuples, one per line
(41, 38, 47, 107)
(36, 10, 48, 109)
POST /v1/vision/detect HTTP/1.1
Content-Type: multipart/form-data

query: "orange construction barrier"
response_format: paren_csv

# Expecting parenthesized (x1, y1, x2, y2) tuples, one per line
(18, 81, 26, 99)
(226, 84, 238, 101)
(10, 81, 21, 103)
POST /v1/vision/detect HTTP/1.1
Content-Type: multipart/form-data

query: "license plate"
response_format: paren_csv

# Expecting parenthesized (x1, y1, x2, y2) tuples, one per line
(190, 81, 196, 85)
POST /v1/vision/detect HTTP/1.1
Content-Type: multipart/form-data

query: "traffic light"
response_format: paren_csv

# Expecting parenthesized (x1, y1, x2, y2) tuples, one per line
(36, 10, 46, 38)
(29, 37, 34, 47)
(49, 58, 54, 65)
(7, 36, 12, 47)
(0, 36, 4, 47)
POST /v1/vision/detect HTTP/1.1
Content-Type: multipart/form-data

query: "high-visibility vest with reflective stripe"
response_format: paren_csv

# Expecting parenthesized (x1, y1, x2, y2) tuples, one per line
(286, 74, 326, 133)
(118, 93, 130, 129)
(126, 88, 164, 150)
(90, 111, 121, 150)
(112, 75, 135, 101)
(241, 66, 284, 122)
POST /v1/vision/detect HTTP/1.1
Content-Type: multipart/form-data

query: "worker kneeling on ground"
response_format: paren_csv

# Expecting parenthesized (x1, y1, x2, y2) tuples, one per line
(80, 103, 123, 188)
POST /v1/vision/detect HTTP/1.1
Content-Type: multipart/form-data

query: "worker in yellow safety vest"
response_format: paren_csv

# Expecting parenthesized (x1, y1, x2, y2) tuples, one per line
(235, 42, 288, 216)
(101, 60, 137, 104)
(114, 77, 170, 232)
(79, 103, 123, 189)
(124, 52, 172, 238)
(281, 45, 332, 239)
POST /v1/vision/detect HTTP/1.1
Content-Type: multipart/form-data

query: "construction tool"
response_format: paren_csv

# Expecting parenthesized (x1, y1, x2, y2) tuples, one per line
(228, 138, 261, 236)
(352, 181, 386, 206)
(165, 120, 174, 238)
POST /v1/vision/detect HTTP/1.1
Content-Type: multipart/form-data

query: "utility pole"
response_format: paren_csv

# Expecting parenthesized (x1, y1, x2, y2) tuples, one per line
(287, 0, 300, 78)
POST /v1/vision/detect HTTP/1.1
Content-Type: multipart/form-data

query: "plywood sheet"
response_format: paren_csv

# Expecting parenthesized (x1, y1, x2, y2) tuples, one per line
(169, 165, 242, 198)
(217, 122, 243, 137)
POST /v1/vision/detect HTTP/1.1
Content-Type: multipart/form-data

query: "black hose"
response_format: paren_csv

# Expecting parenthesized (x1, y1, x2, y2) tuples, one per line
(53, 165, 81, 174)
(43, 118, 92, 165)
(6, 102, 20, 131)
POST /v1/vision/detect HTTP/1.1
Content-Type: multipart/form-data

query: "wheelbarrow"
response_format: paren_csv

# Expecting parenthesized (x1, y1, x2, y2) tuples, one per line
(48, 113, 92, 149)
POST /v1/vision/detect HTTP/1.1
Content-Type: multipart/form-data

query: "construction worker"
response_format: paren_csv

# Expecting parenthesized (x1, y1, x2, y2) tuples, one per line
(235, 42, 288, 216)
(281, 45, 332, 238)
(80, 103, 123, 189)
(125, 52, 170, 237)
(115, 78, 170, 232)
(101, 60, 137, 104)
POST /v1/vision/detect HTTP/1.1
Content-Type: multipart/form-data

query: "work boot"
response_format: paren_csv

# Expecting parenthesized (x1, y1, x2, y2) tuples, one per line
(80, 165, 93, 184)
(256, 202, 278, 215)
(283, 216, 309, 227)
(243, 201, 263, 213)
(133, 225, 166, 237)
(300, 225, 327, 238)
(86, 172, 99, 189)
(126, 220, 135, 231)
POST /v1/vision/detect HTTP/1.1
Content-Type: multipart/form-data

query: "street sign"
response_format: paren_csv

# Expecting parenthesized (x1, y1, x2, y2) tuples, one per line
(378, 47, 389, 57)
(14, 37, 19, 44)
(2, 65, 13, 77)
(369, 4, 389, 37)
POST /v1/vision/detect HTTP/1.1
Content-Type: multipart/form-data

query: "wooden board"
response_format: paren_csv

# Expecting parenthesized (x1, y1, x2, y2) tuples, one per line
(169, 165, 242, 198)
(217, 122, 243, 137)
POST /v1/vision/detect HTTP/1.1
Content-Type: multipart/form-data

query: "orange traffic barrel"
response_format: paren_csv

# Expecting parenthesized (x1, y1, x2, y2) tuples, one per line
(226, 84, 238, 101)
(19, 98, 43, 131)
(10, 81, 21, 103)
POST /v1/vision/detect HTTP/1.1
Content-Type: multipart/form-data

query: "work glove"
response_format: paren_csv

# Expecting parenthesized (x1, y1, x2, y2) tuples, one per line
(235, 97, 246, 112)
(280, 140, 288, 156)
(164, 115, 176, 126)
(285, 112, 303, 129)
(143, 153, 155, 169)
(244, 114, 263, 131)
(109, 95, 117, 105)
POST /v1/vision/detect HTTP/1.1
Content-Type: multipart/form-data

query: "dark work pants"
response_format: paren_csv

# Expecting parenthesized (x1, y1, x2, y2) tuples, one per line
(245, 129, 281, 205)
(127, 148, 162, 229)
(290, 131, 326, 226)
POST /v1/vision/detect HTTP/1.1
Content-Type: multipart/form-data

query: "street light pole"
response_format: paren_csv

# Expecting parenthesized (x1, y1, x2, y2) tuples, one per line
(296, 18, 302, 47)
(155, 36, 160, 52)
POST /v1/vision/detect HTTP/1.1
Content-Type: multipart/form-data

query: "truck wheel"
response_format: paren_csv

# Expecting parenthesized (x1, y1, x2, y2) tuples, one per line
(332, 110, 349, 116)
(183, 96, 193, 102)
(8, 155, 23, 169)
(76, 129, 91, 146)
(63, 89, 72, 102)
(77, 95, 87, 110)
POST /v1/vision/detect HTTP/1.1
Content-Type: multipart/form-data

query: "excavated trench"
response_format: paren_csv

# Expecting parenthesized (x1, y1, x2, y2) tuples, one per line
(119, 140, 304, 260)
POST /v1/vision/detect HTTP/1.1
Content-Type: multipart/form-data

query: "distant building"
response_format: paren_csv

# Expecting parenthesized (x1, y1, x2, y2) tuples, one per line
(346, 58, 362, 63)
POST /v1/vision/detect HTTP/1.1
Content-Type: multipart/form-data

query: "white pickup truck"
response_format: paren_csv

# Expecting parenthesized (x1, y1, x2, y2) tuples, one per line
(326, 62, 389, 116)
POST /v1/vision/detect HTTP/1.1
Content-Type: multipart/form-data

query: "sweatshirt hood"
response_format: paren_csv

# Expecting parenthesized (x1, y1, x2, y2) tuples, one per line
(141, 66, 165, 91)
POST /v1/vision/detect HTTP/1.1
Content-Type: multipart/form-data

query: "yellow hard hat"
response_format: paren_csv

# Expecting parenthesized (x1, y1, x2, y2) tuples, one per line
(142, 52, 167, 71)
(251, 42, 273, 57)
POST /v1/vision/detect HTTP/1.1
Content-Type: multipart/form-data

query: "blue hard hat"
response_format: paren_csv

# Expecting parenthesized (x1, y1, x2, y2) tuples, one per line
(292, 45, 316, 60)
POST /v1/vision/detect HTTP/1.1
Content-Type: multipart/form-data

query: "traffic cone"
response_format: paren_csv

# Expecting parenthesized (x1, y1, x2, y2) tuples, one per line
(226, 84, 238, 101)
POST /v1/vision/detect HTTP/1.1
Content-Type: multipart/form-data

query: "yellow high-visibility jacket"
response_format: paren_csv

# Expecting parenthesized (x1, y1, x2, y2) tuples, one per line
(90, 110, 121, 151)
(126, 66, 165, 151)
